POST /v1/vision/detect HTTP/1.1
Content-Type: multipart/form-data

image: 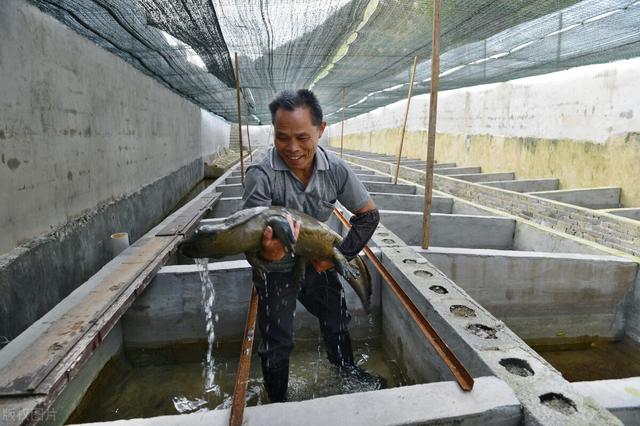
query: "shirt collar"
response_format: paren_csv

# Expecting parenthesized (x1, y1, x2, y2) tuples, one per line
(271, 146, 329, 171)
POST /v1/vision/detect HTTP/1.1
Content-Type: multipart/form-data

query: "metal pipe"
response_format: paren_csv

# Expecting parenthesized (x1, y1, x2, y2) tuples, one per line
(333, 208, 474, 392)
(229, 287, 259, 426)
(394, 55, 419, 185)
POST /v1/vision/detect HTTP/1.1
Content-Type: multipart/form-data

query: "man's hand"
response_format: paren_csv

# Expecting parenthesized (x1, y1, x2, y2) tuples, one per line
(311, 258, 334, 273)
(260, 213, 301, 261)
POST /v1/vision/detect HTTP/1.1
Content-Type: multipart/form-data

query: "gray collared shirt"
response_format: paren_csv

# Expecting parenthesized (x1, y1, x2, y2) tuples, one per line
(242, 146, 370, 221)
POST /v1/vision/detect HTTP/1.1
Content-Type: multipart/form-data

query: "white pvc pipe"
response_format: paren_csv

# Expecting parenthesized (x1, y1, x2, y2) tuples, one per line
(109, 232, 130, 256)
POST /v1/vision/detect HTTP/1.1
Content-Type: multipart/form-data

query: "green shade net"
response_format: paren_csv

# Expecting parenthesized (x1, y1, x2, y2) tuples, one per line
(30, 0, 640, 124)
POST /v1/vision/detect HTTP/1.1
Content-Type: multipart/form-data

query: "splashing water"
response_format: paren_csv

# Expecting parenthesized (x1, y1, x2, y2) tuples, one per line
(195, 258, 221, 396)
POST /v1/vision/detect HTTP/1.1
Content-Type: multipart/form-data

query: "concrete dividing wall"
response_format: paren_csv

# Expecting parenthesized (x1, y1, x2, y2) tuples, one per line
(0, 1, 229, 341)
(123, 259, 382, 347)
(418, 247, 636, 340)
(328, 58, 640, 206)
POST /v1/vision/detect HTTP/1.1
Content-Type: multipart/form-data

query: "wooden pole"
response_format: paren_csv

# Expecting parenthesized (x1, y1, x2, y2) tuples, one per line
(234, 52, 245, 185)
(229, 287, 259, 426)
(244, 97, 253, 161)
(340, 88, 346, 158)
(394, 55, 418, 185)
(422, 0, 441, 249)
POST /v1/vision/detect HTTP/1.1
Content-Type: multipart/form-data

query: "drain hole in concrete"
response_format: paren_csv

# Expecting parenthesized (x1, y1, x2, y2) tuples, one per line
(466, 323, 498, 339)
(499, 358, 534, 377)
(414, 270, 433, 278)
(539, 393, 577, 415)
(429, 285, 448, 294)
(382, 238, 395, 244)
(403, 259, 417, 264)
(450, 305, 476, 318)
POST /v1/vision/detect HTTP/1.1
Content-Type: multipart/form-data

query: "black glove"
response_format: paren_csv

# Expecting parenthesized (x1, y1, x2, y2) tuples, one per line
(337, 208, 380, 260)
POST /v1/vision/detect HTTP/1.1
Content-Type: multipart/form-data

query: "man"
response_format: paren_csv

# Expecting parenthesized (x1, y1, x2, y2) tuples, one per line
(243, 89, 380, 403)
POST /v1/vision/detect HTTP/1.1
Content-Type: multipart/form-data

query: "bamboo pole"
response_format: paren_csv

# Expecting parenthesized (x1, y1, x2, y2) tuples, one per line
(394, 55, 418, 185)
(244, 97, 253, 161)
(229, 287, 259, 426)
(422, 0, 441, 249)
(234, 52, 245, 185)
(339, 88, 346, 158)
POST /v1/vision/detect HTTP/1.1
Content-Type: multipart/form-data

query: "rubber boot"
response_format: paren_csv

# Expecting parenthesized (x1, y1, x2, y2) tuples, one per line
(324, 332, 355, 367)
(325, 332, 387, 390)
(261, 359, 289, 403)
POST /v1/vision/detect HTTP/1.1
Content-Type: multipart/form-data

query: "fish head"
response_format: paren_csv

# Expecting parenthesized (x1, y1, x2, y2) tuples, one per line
(178, 224, 227, 258)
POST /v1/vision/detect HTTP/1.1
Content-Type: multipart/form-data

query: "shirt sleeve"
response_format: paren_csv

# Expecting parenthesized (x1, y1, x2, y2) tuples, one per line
(242, 166, 273, 209)
(334, 159, 370, 213)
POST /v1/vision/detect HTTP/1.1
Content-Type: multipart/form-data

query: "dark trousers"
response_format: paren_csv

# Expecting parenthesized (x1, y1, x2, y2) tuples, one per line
(253, 263, 354, 371)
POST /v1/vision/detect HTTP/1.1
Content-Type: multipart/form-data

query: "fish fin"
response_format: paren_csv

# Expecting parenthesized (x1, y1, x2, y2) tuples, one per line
(267, 215, 296, 252)
(333, 249, 372, 313)
(292, 257, 308, 284)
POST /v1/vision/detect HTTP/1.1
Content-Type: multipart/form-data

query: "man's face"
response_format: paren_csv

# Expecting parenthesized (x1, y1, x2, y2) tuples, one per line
(273, 107, 326, 174)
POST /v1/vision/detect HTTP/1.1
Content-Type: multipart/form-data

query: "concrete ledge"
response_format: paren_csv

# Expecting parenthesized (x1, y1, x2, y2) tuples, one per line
(379, 211, 515, 249)
(449, 172, 515, 183)
(436, 166, 482, 175)
(357, 175, 392, 183)
(209, 197, 243, 218)
(363, 181, 416, 194)
(414, 246, 636, 340)
(484, 178, 560, 193)
(573, 377, 640, 425)
(603, 208, 640, 221)
(370, 192, 452, 213)
(215, 183, 243, 197)
(74, 377, 521, 426)
(529, 187, 622, 210)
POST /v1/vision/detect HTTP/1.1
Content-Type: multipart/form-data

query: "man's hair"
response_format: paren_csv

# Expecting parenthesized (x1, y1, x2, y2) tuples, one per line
(269, 89, 323, 126)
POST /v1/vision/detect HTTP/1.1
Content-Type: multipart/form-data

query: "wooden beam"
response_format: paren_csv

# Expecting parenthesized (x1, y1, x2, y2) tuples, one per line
(234, 52, 245, 185)
(422, 0, 441, 249)
(394, 55, 419, 185)
(340, 88, 346, 158)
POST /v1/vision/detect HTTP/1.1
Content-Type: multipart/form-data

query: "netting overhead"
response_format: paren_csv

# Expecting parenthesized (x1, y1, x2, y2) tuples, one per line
(31, 0, 640, 124)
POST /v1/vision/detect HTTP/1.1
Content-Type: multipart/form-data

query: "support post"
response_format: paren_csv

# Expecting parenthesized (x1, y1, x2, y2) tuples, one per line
(394, 55, 419, 184)
(340, 88, 346, 158)
(422, 0, 441, 249)
(244, 97, 253, 161)
(234, 52, 245, 185)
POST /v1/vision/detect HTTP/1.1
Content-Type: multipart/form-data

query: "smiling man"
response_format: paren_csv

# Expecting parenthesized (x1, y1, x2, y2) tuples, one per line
(242, 89, 381, 402)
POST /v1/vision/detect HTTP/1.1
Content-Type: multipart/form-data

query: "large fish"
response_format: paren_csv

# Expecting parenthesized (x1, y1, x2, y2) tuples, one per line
(179, 206, 372, 311)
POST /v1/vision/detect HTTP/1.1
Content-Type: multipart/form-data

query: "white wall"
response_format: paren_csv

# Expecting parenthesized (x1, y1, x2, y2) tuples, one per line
(330, 57, 640, 143)
(0, 0, 229, 255)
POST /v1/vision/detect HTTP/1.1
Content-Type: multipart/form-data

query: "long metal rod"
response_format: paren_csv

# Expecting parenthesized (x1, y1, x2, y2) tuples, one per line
(422, 0, 441, 249)
(234, 52, 245, 185)
(394, 55, 419, 185)
(340, 88, 346, 158)
(229, 286, 259, 426)
(333, 209, 474, 392)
